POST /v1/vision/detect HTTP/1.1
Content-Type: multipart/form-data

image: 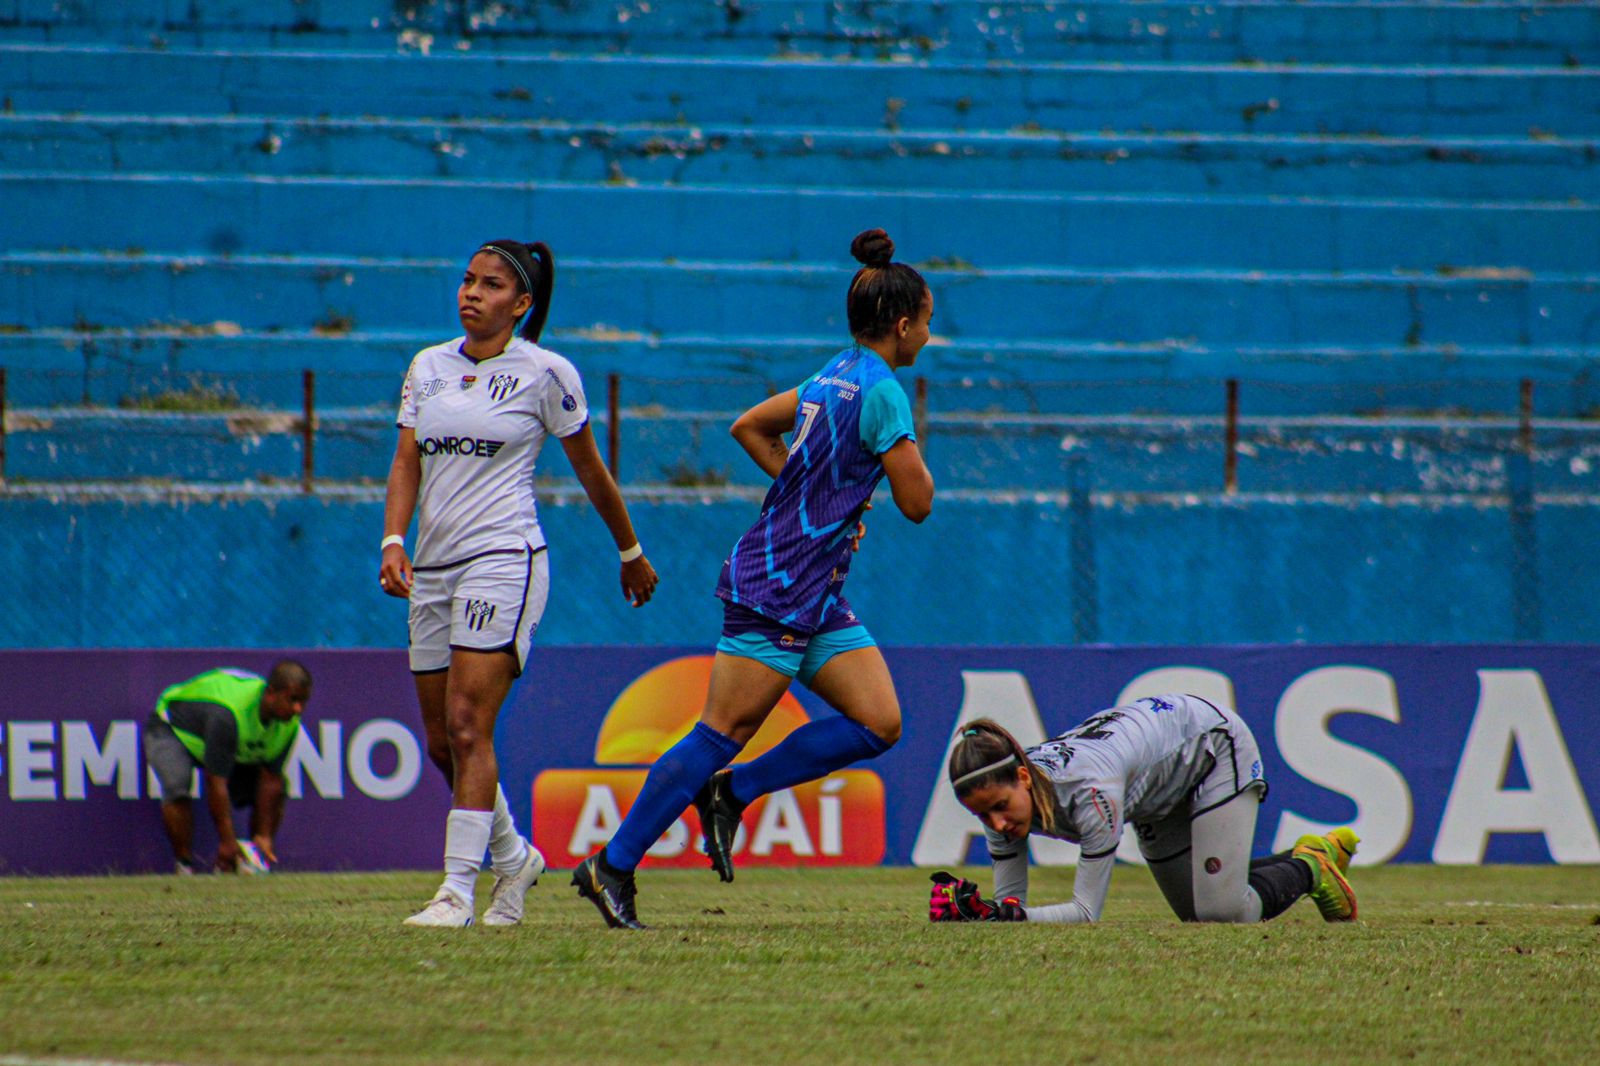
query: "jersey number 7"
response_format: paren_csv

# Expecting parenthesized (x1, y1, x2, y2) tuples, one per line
(789, 401, 823, 456)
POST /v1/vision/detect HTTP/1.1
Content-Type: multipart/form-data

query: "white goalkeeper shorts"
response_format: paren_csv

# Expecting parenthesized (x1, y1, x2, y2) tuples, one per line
(1133, 707, 1267, 863)
(408, 545, 549, 676)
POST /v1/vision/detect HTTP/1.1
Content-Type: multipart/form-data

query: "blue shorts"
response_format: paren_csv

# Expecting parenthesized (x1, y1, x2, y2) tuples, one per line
(715, 600, 877, 687)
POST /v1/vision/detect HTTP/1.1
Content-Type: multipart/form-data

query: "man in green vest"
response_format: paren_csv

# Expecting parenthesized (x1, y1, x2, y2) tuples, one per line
(143, 660, 313, 873)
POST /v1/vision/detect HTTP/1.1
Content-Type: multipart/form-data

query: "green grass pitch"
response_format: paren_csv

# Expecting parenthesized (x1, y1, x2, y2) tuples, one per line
(2, 865, 1597, 1064)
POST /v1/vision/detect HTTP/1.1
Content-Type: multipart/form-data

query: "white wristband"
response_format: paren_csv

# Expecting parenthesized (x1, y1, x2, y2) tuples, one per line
(618, 543, 643, 563)
(381, 534, 406, 552)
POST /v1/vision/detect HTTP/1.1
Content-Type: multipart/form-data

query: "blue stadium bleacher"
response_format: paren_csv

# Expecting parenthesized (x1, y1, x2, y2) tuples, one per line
(0, 0, 1596, 646)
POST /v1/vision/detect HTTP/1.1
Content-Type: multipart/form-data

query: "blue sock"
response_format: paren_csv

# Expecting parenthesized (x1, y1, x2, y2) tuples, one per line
(604, 722, 741, 871)
(727, 716, 891, 806)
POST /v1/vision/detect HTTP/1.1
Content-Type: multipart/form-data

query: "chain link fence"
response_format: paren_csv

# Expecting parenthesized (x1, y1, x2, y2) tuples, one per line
(2, 367, 1595, 646)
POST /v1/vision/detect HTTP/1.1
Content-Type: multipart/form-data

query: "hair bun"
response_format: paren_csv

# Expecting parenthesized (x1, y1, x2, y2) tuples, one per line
(850, 228, 895, 268)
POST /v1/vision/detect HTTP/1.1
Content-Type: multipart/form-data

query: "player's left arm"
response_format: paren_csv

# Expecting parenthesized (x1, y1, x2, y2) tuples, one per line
(863, 381, 932, 523)
(559, 425, 658, 607)
(1023, 853, 1113, 924)
(880, 439, 933, 523)
(730, 389, 800, 479)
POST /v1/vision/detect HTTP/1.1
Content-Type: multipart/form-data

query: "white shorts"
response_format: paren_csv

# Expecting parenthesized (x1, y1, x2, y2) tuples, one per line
(408, 546, 549, 675)
(1134, 707, 1268, 863)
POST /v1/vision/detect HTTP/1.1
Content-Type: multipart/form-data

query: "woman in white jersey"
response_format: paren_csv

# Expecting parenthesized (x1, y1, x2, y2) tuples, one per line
(930, 696, 1359, 925)
(380, 239, 658, 928)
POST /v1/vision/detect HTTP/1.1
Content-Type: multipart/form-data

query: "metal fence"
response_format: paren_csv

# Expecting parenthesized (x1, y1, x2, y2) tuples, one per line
(2, 367, 1595, 646)
(3, 368, 1594, 497)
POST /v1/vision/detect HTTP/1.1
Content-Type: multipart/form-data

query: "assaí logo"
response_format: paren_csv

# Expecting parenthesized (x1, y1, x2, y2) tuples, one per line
(532, 656, 885, 868)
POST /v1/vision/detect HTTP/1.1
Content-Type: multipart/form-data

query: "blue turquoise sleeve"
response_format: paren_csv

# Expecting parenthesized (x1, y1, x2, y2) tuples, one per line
(859, 378, 917, 455)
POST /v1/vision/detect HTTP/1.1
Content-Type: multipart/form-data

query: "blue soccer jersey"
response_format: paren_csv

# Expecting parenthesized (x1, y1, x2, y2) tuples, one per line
(715, 347, 917, 632)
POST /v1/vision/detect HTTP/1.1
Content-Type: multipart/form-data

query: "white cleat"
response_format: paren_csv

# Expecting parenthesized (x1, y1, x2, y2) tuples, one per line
(403, 888, 475, 928)
(482, 840, 546, 927)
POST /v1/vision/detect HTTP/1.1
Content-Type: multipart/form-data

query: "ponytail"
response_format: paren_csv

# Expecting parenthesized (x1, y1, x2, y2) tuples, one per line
(520, 240, 554, 343)
(947, 718, 1058, 834)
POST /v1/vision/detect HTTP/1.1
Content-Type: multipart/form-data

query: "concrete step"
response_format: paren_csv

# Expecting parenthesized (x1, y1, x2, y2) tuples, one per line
(6, 0, 1595, 66)
(4, 44, 1596, 136)
(3, 251, 1596, 348)
(5, 332, 1592, 414)
(5, 172, 1592, 273)
(4, 114, 1595, 201)
(7, 403, 1597, 496)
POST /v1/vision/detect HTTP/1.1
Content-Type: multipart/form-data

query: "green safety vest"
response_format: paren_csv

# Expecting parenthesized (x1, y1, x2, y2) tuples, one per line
(155, 668, 300, 767)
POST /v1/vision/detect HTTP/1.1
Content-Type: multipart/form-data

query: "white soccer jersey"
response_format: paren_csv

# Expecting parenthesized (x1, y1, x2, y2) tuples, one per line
(397, 337, 589, 568)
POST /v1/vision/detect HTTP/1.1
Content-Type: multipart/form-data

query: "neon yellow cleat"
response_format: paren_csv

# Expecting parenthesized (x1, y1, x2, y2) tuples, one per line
(1325, 826, 1360, 874)
(1293, 834, 1358, 922)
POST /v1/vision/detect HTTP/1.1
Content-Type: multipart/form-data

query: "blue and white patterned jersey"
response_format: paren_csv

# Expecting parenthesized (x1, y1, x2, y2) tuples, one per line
(715, 346, 916, 632)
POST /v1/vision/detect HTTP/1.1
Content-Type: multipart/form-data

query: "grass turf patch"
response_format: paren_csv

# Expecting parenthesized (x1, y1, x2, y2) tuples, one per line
(1, 865, 1597, 1064)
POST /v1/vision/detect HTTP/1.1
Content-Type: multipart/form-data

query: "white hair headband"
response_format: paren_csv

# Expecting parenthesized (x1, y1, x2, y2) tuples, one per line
(952, 753, 1017, 788)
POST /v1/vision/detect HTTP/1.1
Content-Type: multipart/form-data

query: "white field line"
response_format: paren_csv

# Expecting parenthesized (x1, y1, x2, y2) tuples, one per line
(1442, 900, 1600, 910)
(0, 1058, 186, 1066)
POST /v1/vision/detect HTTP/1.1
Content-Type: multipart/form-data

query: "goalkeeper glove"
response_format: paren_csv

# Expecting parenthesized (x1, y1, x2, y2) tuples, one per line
(929, 872, 1027, 922)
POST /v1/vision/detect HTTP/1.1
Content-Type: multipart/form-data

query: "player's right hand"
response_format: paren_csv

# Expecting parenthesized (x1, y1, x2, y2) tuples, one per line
(929, 872, 1028, 922)
(379, 544, 413, 598)
(214, 837, 241, 873)
(929, 871, 997, 921)
(851, 502, 872, 553)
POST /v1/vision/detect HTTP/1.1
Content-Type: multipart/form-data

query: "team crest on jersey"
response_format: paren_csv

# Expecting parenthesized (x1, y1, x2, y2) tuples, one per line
(464, 599, 496, 631)
(461, 375, 478, 391)
(487, 374, 519, 401)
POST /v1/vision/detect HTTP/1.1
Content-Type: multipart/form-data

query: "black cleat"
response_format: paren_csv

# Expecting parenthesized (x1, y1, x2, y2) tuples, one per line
(693, 769, 747, 883)
(571, 851, 647, 930)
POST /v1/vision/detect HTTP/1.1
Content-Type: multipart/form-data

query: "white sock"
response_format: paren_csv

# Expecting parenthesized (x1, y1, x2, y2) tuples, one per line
(442, 808, 493, 905)
(488, 784, 528, 876)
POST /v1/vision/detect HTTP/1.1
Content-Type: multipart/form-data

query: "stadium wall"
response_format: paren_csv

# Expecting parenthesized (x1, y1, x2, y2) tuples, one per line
(2, 490, 1597, 647)
(3, 645, 1596, 875)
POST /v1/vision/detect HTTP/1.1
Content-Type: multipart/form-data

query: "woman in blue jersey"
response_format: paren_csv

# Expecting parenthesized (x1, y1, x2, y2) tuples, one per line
(573, 228, 935, 929)
(930, 700, 1359, 926)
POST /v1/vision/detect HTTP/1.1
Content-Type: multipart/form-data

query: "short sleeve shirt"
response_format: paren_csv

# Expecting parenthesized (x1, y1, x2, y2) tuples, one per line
(715, 347, 915, 632)
(398, 337, 589, 567)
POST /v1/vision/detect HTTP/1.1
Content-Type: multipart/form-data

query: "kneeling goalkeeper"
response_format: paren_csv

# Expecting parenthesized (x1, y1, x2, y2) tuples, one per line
(931, 695, 1359, 925)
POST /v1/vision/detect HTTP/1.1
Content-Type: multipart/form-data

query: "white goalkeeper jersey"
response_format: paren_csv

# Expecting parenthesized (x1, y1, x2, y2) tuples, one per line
(985, 694, 1250, 921)
(397, 337, 589, 568)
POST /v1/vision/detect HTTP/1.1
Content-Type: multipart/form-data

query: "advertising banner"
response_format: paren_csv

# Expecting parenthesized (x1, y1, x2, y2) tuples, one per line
(2, 646, 1596, 875)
